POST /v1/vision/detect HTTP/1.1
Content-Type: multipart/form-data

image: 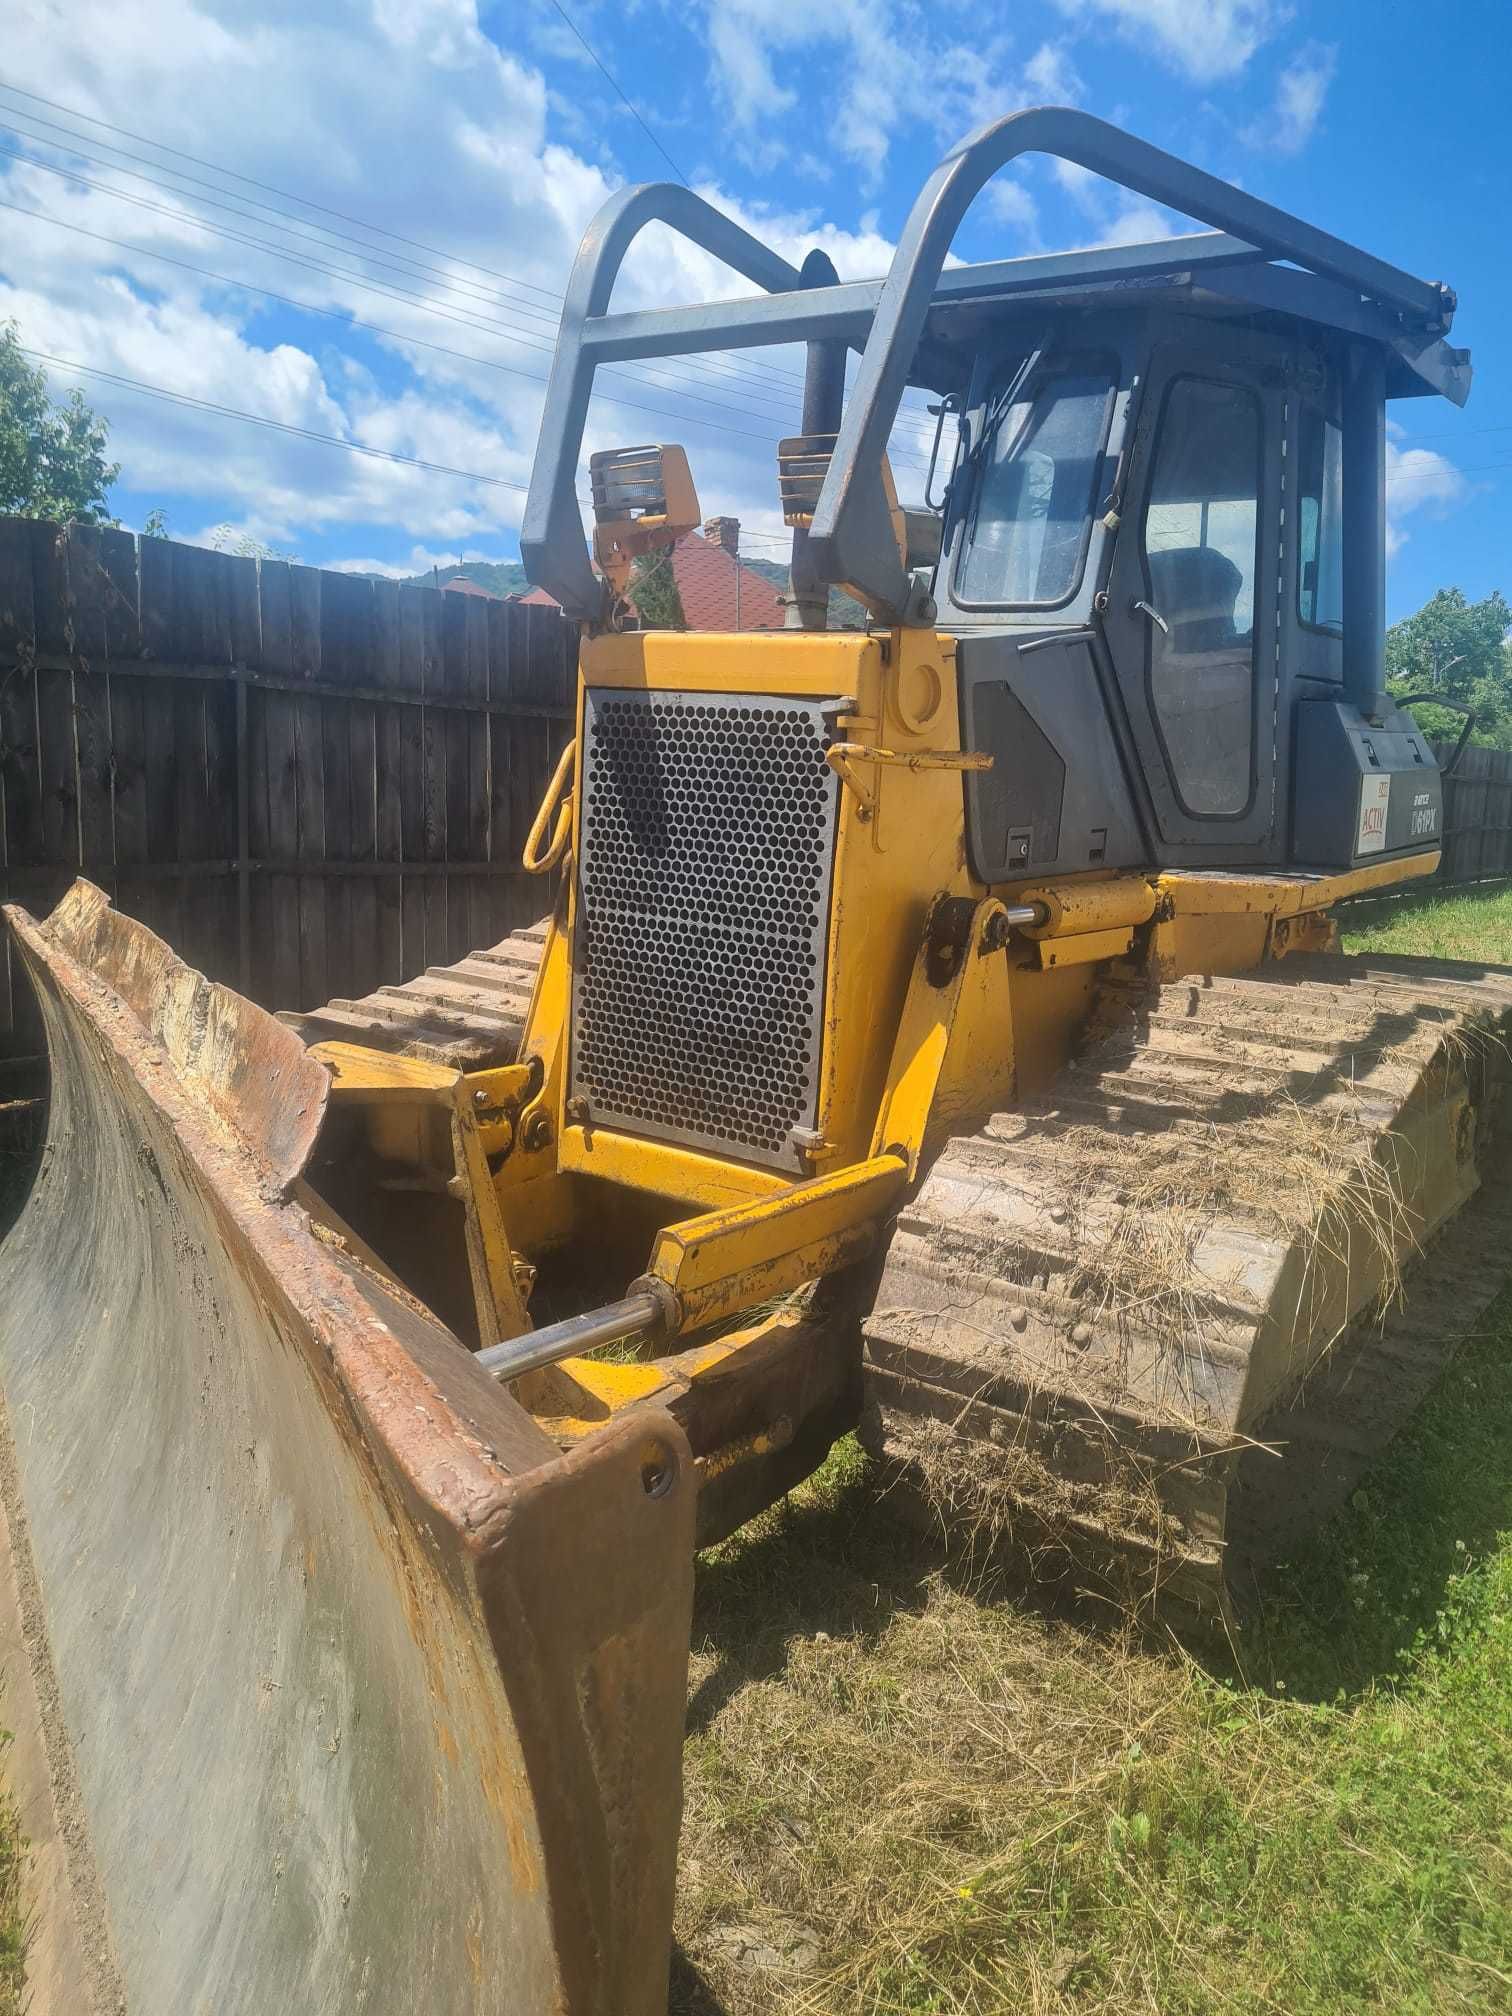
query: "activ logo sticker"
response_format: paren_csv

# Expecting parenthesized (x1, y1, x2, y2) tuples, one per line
(1357, 772, 1391, 855)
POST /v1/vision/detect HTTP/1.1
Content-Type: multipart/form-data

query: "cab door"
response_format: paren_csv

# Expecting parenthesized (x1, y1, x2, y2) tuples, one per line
(1102, 334, 1287, 857)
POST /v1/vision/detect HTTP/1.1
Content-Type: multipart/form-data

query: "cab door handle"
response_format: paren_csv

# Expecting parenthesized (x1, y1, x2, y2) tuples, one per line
(1132, 598, 1170, 636)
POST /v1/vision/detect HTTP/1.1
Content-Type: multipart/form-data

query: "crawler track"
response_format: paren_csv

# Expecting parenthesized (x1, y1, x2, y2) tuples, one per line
(281, 917, 549, 1067)
(864, 953, 1512, 1611)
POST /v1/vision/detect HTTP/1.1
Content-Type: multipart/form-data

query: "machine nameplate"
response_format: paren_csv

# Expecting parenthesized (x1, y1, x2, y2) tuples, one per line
(1356, 772, 1392, 855)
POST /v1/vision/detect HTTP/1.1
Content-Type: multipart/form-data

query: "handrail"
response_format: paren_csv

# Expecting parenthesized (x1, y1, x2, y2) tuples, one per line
(805, 105, 1455, 616)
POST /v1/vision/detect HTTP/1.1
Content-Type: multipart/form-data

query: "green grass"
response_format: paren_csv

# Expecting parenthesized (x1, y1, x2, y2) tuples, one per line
(1342, 878, 1512, 963)
(0, 1749, 23, 2016)
(673, 882, 1512, 2015)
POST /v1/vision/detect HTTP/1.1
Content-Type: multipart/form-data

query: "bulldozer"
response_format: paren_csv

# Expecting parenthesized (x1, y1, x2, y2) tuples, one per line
(2, 105, 1509, 2014)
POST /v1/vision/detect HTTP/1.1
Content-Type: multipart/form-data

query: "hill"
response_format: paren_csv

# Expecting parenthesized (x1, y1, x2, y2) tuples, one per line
(388, 559, 530, 596)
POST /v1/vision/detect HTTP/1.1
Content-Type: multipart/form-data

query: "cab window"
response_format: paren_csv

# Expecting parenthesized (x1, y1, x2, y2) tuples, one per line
(955, 365, 1116, 608)
(1298, 406, 1344, 631)
(1140, 375, 1262, 819)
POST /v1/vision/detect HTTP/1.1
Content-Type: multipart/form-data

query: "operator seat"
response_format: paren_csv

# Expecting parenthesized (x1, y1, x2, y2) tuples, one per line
(1148, 546, 1246, 654)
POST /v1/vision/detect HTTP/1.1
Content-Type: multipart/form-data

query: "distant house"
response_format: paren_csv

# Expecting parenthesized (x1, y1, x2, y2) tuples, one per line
(512, 519, 786, 631)
(439, 574, 503, 601)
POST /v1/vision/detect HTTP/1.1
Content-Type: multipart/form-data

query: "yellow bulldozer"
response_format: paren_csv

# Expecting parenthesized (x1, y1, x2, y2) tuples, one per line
(3, 107, 1509, 2014)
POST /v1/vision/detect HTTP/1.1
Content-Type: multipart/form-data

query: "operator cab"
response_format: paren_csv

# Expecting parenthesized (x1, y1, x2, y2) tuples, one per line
(520, 105, 1471, 891)
(919, 293, 1457, 879)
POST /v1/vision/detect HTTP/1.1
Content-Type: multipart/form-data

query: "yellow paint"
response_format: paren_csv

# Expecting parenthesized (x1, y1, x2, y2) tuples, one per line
(825, 739, 993, 822)
(1155, 851, 1439, 917)
(310, 1042, 457, 1104)
(872, 898, 1016, 1176)
(1033, 923, 1135, 969)
(1149, 911, 1270, 983)
(1005, 959, 1099, 1100)
(521, 738, 576, 875)
(1015, 876, 1157, 938)
(536, 1355, 676, 1434)
(450, 1094, 531, 1343)
(493, 905, 571, 1231)
(1271, 909, 1339, 959)
(645, 1155, 906, 1331)
(557, 1126, 788, 1208)
(308, 1038, 533, 1343)
(476, 615, 1449, 1445)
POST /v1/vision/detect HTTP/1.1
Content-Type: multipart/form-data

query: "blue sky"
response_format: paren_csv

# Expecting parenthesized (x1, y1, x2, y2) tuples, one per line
(4, 0, 1506, 619)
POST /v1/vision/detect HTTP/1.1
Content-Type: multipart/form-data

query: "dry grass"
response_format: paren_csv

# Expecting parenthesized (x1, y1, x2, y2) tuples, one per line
(673, 888, 1512, 2014)
(1042, 1003, 1464, 1403)
(673, 1373, 1512, 2015)
(675, 1449, 1185, 2014)
(0, 1756, 24, 2015)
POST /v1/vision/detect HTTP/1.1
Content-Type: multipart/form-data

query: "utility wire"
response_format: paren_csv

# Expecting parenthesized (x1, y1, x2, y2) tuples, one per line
(0, 197, 801, 445)
(23, 348, 535, 492)
(542, 1, 691, 186)
(0, 144, 924, 437)
(0, 81, 943, 423)
(23, 348, 933, 517)
(0, 75, 568, 301)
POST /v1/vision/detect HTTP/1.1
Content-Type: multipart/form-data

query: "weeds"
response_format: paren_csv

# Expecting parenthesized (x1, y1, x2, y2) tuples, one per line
(673, 886, 1512, 2015)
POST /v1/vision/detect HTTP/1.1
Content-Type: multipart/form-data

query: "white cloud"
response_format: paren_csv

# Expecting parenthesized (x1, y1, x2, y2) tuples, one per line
(699, 2, 1084, 190)
(1049, 155, 1186, 247)
(984, 177, 1040, 239)
(1053, 0, 1280, 83)
(1242, 42, 1337, 155)
(325, 544, 504, 578)
(1, 0, 925, 561)
(1023, 41, 1084, 102)
(1385, 431, 1467, 557)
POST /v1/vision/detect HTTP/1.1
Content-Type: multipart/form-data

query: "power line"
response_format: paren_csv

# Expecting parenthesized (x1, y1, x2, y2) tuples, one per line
(543, 1, 690, 185)
(0, 196, 798, 445)
(0, 82, 943, 425)
(22, 347, 534, 492)
(0, 120, 566, 328)
(0, 75, 565, 304)
(23, 345, 928, 524)
(0, 143, 871, 431)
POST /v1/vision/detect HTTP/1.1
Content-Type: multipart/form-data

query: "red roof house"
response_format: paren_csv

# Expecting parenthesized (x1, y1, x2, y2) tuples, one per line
(509, 519, 786, 631)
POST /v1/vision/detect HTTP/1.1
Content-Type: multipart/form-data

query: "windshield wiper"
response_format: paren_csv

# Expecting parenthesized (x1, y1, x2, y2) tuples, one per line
(956, 338, 1046, 547)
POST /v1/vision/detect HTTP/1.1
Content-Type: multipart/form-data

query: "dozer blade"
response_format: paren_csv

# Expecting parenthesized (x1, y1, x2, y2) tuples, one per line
(0, 882, 693, 2015)
(864, 955, 1512, 1614)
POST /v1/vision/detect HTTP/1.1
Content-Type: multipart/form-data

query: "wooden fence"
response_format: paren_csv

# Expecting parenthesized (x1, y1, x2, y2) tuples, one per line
(0, 517, 576, 1057)
(4, 514, 1511, 1060)
(1435, 742, 1512, 886)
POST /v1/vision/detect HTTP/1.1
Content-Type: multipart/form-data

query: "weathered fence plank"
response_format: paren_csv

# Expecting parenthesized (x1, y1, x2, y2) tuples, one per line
(0, 518, 577, 1051)
(25, 519, 1511, 1059)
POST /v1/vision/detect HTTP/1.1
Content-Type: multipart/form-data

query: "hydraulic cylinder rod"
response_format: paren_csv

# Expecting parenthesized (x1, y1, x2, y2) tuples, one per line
(479, 1290, 665, 1382)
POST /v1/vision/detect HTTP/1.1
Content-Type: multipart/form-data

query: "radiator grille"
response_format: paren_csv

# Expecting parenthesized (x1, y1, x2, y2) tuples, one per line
(571, 689, 841, 1172)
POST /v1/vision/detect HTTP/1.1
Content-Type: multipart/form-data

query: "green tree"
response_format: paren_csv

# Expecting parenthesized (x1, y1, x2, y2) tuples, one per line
(629, 548, 687, 630)
(1385, 586, 1512, 751)
(0, 321, 120, 524)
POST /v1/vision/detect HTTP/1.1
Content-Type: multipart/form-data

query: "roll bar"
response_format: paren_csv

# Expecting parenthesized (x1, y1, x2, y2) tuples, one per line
(521, 186, 803, 617)
(522, 106, 1458, 626)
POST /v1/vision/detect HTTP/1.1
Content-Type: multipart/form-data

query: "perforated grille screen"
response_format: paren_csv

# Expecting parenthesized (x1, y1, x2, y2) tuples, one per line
(571, 689, 841, 1172)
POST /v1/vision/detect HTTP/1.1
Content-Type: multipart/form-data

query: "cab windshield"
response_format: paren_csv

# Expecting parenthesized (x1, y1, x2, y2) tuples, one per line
(955, 365, 1116, 609)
